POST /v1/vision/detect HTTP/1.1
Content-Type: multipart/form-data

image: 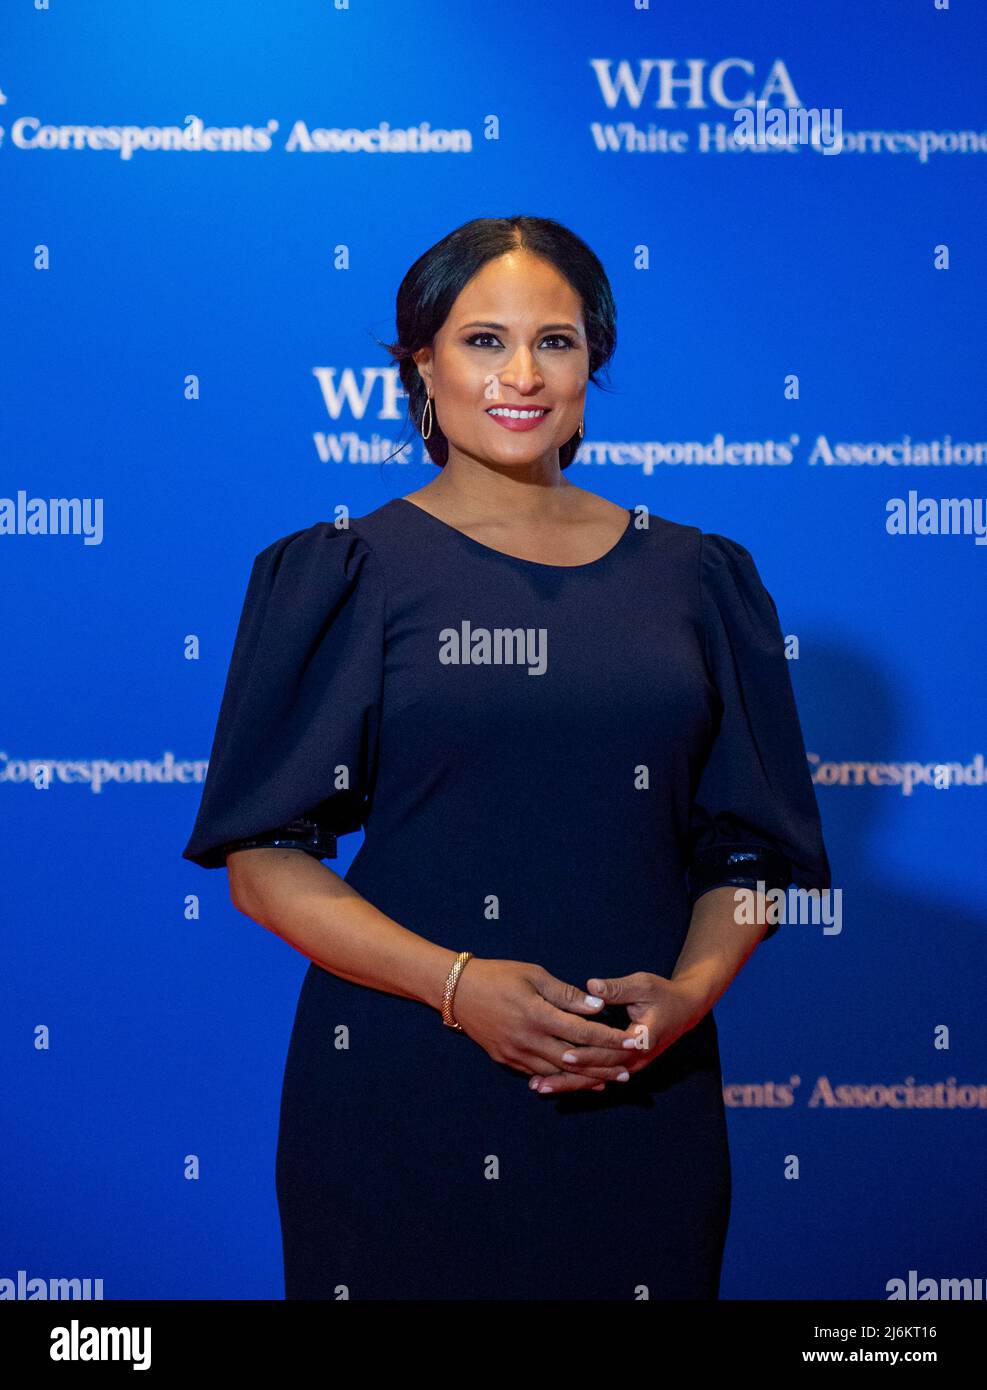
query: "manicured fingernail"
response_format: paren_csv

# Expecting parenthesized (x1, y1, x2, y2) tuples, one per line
(585, 995, 603, 1007)
(528, 1077, 538, 1089)
(561, 1051, 578, 1063)
(538, 1083, 553, 1094)
(617, 1070, 630, 1082)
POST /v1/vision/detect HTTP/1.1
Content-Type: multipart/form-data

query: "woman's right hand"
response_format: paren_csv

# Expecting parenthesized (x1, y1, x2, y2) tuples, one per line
(449, 957, 634, 1093)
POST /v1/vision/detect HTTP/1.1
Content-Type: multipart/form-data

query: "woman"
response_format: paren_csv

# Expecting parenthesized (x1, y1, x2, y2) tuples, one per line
(182, 215, 830, 1300)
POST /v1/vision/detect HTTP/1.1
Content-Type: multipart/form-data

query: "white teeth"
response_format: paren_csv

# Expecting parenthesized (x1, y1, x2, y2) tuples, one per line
(488, 408, 547, 419)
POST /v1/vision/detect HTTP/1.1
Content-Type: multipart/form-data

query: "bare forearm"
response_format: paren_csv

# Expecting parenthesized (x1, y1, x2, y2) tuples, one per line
(670, 885, 773, 1016)
(226, 847, 457, 1012)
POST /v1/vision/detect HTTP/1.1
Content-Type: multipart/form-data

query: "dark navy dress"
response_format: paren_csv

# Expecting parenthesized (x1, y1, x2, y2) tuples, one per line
(182, 497, 830, 1301)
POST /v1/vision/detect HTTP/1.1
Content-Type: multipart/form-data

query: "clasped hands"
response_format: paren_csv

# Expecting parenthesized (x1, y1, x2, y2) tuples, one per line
(450, 958, 709, 1096)
(529, 969, 708, 1095)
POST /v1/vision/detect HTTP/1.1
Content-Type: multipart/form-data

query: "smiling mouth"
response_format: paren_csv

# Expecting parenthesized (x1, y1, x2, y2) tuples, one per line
(486, 406, 551, 419)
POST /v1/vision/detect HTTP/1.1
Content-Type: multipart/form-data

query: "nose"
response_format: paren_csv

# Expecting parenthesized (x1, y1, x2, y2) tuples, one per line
(497, 345, 544, 395)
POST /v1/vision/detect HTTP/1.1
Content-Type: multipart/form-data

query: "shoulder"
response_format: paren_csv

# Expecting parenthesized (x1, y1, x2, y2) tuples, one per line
(698, 530, 763, 591)
(699, 529, 756, 566)
(244, 512, 391, 621)
(631, 517, 771, 616)
(628, 509, 701, 569)
(695, 531, 783, 653)
(627, 512, 757, 593)
(254, 516, 364, 567)
(252, 509, 397, 583)
(698, 530, 772, 600)
(252, 499, 405, 572)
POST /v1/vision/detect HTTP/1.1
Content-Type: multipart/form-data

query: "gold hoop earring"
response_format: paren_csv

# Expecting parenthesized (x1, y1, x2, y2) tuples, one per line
(578, 417, 585, 440)
(421, 394, 433, 441)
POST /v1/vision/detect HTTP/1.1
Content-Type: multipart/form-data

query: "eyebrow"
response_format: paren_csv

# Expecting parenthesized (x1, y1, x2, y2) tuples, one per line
(459, 320, 583, 335)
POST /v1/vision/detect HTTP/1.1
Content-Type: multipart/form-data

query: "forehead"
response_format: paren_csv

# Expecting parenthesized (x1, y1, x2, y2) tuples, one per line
(451, 252, 582, 320)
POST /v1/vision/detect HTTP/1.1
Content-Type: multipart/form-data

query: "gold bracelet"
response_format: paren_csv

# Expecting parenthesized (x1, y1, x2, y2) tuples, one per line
(441, 951, 473, 1030)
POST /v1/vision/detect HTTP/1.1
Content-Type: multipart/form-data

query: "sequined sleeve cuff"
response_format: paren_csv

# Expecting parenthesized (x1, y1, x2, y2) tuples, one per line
(218, 816, 338, 862)
(686, 844, 792, 938)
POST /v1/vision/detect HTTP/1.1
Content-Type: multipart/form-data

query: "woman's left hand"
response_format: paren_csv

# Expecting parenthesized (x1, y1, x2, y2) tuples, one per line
(528, 972, 709, 1095)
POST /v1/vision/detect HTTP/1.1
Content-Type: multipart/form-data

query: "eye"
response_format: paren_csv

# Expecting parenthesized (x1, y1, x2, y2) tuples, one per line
(464, 333, 577, 350)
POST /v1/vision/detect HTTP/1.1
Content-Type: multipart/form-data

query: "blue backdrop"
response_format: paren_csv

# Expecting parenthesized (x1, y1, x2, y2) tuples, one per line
(3, 0, 985, 1301)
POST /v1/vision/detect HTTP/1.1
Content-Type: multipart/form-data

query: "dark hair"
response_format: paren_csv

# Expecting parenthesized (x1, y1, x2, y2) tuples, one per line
(376, 216, 617, 470)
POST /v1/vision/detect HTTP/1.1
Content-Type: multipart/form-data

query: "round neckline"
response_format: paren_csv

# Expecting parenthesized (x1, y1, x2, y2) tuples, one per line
(393, 497, 635, 571)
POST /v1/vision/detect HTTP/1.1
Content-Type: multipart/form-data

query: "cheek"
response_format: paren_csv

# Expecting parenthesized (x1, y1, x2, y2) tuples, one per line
(549, 360, 588, 398)
(441, 358, 494, 405)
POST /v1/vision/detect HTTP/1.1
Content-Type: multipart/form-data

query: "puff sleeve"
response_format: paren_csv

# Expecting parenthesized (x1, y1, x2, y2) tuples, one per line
(685, 532, 831, 936)
(181, 522, 386, 870)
